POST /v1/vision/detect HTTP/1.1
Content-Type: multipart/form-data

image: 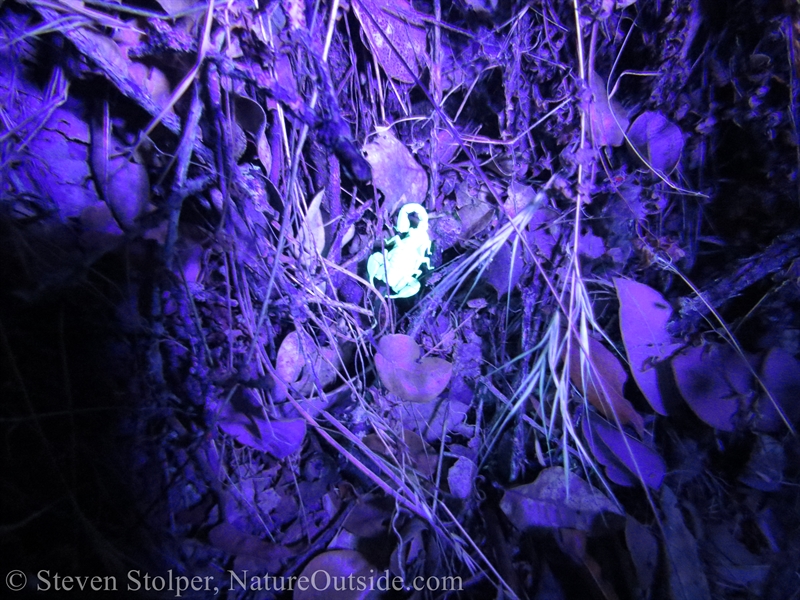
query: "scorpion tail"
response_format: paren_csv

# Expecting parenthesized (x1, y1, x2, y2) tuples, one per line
(396, 203, 428, 233)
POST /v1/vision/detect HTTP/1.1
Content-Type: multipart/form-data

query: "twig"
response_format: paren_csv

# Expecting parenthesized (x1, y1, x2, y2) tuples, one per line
(668, 230, 800, 337)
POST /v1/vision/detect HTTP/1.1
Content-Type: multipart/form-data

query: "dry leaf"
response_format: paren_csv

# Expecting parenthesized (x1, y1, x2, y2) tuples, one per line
(625, 517, 658, 592)
(129, 62, 172, 106)
(501, 467, 623, 533)
(485, 241, 524, 298)
(218, 412, 306, 459)
(364, 429, 437, 478)
(276, 330, 340, 396)
(89, 116, 150, 230)
(753, 347, 800, 433)
(209, 523, 291, 567)
(448, 456, 477, 500)
(297, 190, 326, 260)
(672, 344, 752, 431)
(374, 334, 452, 403)
(587, 72, 629, 147)
(569, 336, 645, 435)
(352, 0, 428, 84)
(455, 183, 494, 240)
(627, 111, 684, 174)
(615, 278, 682, 415)
(584, 415, 665, 490)
(661, 486, 713, 600)
(342, 493, 393, 537)
(363, 131, 428, 217)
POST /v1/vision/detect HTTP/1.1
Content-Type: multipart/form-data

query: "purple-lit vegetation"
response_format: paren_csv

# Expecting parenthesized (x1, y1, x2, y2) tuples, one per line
(1, 0, 799, 598)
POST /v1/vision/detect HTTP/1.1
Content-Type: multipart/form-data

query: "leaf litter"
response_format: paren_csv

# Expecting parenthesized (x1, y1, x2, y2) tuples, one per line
(1, 0, 799, 599)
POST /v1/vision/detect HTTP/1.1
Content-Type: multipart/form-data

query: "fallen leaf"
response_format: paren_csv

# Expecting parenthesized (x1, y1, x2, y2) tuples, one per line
(528, 207, 561, 261)
(625, 517, 658, 593)
(500, 467, 624, 533)
(455, 182, 494, 239)
(661, 486, 712, 600)
(363, 429, 437, 478)
(389, 519, 428, 581)
(602, 0, 637, 16)
(753, 347, 800, 433)
(707, 523, 770, 593)
(129, 62, 172, 106)
(298, 190, 326, 259)
(569, 336, 645, 435)
(485, 241, 524, 297)
(578, 228, 606, 259)
(504, 181, 538, 217)
(237, 476, 282, 519)
(432, 127, 461, 166)
(276, 330, 311, 384)
(587, 72, 629, 147)
(401, 429, 438, 478)
(582, 416, 637, 488)
(276, 330, 340, 396)
(233, 94, 267, 141)
(209, 523, 292, 569)
(615, 278, 682, 415)
(363, 131, 428, 217)
(586, 416, 665, 490)
(218, 409, 306, 459)
(89, 113, 150, 230)
(151, 0, 197, 16)
(375, 334, 452, 403)
(672, 344, 752, 431)
(342, 493, 393, 538)
(401, 397, 471, 442)
(448, 456, 477, 500)
(352, 0, 427, 84)
(627, 111, 684, 174)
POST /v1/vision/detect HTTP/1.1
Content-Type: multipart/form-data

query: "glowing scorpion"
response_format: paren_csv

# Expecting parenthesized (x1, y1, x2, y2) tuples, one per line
(367, 203, 432, 298)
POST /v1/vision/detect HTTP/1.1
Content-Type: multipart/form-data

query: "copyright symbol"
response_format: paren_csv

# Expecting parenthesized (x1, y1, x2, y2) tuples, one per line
(6, 571, 26, 591)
